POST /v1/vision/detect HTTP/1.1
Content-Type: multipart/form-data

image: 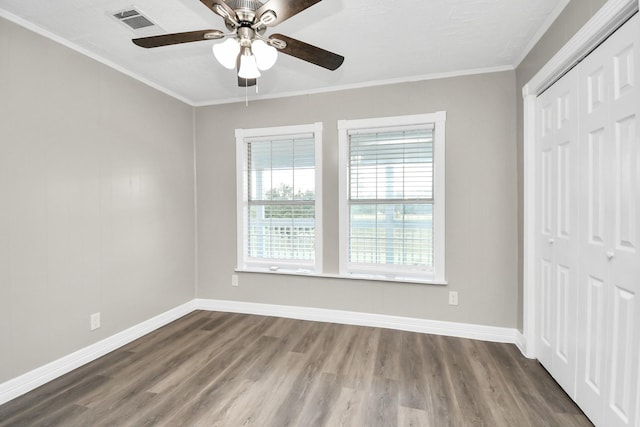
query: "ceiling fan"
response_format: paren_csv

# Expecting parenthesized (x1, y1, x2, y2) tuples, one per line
(132, 0, 344, 87)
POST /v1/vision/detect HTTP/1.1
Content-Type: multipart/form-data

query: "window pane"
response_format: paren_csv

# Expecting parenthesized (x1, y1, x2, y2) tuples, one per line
(349, 203, 433, 268)
(249, 136, 315, 201)
(347, 126, 434, 273)
(349, 129, 433, 200)
(248, 205, 315, 260)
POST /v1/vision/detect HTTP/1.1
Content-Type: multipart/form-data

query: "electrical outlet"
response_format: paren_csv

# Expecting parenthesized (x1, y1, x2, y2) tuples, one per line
(90, 312, 101, 330)
(231, 274, 239, 287)
(448, 291, 459, 306)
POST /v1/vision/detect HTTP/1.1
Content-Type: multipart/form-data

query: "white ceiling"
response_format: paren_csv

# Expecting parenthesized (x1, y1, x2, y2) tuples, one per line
(0, 0, 568, 106)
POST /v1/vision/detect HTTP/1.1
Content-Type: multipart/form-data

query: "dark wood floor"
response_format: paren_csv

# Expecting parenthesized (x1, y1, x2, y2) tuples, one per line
(0, 310, 593, 426)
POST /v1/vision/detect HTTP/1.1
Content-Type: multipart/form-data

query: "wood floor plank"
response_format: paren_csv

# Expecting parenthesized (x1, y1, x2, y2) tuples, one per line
(204, 378, 259, 427)
(120, 311, 209, 354)
(133, 315, 274, 426)
(0, 374, 110, 427)
(440, 336, 496, 426)
(164, 320, 281, 426)
(363, 376, 400, 427)
(0, 349, 126, 423)
(323, 386, 366, 427)
(265, 322, 342, 426)
(294, 372, 342, 427)
(318, 324, 356, 376)
(115, 313, 274, 426)
(71, 390, 158, 427)
(462, 339, 534, 427)
(23, 403, 88, 427)
(485, 340, 591, 426)
(243, 335, 288, 382)
(0, 311, 594, 427)
(398, 406, 432, 427)
(398, 330, 429, 411)
(290, 320, 325, 354)
(374, 328, 402, 381)
(341, 325, 379, 390)
(146, 314, 261, 394)
(218, 351, 308, 426)
(418, 333, 462, 426)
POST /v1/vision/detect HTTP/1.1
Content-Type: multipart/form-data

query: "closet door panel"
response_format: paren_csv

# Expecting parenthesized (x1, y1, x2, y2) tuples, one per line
(575, 14, 640, 427)
(576, 24, 614, 426)
(535, 66, 579, 395)
(578, 127, 609, 414)
(605, 18, 640, 426)
(553, 75, 579, 396)
(537, 93, 557, 369)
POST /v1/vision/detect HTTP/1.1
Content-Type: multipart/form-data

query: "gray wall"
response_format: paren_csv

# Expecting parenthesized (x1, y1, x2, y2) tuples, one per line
(514, 0, 608, 330)
(196, 71, 518, 328)
(0, 17, 196, 383)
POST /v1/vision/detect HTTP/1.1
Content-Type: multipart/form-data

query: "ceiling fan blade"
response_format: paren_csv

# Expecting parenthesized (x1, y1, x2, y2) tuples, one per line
(256, 0, 322, 26)
(270, 34, 344, 70)
(132, 30, 224, 48)
(200, 0, 238, 21)
(238, 76, 257, 87)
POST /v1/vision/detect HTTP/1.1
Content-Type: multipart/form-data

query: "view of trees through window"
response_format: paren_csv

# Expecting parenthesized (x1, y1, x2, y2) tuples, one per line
(263, 183, 314, 218)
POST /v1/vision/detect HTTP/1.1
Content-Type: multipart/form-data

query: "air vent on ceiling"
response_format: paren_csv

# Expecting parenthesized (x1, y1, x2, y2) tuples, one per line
(113, 8, 156, 30)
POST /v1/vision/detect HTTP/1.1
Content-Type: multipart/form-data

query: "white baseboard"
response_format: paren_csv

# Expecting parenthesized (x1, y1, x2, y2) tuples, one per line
(515, 331, 530, 358)
(1, 298, 523, 406)
(0, 300, 196, 406)
(194, 298, 520, 345)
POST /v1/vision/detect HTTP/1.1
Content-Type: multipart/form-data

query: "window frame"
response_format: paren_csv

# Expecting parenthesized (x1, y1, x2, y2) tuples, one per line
(235, 122, 323, 274)
(338, 111, 446, 284)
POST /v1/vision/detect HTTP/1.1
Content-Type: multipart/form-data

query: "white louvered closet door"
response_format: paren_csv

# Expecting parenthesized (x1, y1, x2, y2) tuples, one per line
(535, 64, 579, 397)
(576, 14, 640, 427)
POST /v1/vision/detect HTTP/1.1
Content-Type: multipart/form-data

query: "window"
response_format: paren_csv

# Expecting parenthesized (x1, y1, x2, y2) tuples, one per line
(338, 112, 446, 283)
(236, 123, 322, 273)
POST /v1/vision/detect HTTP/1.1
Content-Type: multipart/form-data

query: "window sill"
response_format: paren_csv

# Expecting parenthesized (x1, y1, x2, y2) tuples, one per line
(234, 267, 447, 286)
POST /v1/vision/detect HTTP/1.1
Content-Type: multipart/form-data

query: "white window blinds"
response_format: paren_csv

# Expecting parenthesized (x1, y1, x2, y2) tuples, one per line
(347, 127, 434, 270)
(247, 134, 316, 262)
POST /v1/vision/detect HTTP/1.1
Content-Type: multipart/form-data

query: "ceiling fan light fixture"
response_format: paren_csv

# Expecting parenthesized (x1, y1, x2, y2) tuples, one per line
(252, 39, 277, 70)
(238, 51, 261, 79)
(213, 38, 240, 69)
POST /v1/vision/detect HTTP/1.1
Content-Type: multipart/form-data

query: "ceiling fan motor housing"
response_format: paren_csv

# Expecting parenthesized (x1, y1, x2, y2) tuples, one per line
(225, 0, 263, 26)
(226, 0, 264, 10)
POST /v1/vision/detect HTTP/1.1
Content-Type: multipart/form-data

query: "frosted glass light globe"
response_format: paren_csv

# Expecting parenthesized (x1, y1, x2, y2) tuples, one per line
(238, 53, 261, 79)
(212, 38, 240, 69)
(252, 39, 278, 71)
